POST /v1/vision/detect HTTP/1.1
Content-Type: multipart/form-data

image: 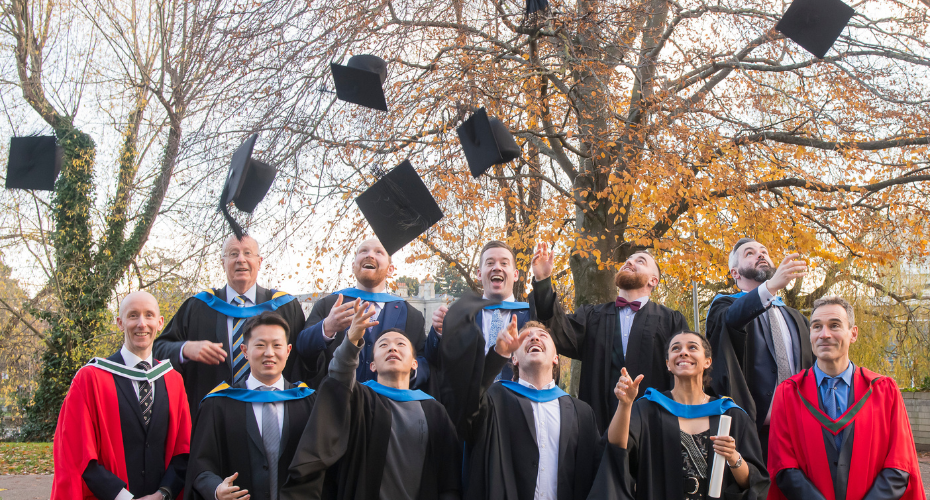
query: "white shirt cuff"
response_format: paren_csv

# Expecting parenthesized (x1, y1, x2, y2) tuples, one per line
(178, 341, 188, 363)
(115, 488, 134, 500)
(322, 326, 336, 341)
(758, 281, 776, 306)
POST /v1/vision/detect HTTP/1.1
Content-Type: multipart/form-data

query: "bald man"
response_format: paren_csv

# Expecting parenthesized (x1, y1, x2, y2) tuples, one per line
(529, 243, 690, 433)
(53, 291, 191, 500)
(295, 238, 428, 389)
(154, 235, 306, 415)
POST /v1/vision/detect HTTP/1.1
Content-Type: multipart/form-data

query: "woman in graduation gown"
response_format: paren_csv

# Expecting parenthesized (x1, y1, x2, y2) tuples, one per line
(589, 331, 769, 500)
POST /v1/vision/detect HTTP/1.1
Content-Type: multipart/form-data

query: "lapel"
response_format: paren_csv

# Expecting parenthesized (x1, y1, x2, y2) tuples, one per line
(756, 309, 778, 362)
(626, 302, 657, 376)
(556, 396, 576, 499)
(108, 351, 147, 430)
(659, 404, 685, 497)
(517, 394, 538, 444)
(603, 304, 617, 383)
(279, 380, 293, 459)
(238, 380, 266, 458)
(786, 307, 813, 369)
(381, 302, 401, 333)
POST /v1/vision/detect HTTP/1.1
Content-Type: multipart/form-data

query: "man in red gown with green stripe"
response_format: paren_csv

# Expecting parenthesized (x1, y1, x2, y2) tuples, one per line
(767, 296, 924, 500)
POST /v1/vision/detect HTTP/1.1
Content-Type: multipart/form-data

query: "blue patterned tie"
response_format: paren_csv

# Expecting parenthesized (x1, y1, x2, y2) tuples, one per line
(487, 310, 505, 352)
(231, 295, 250, 383)
(823, 377, 843, 449)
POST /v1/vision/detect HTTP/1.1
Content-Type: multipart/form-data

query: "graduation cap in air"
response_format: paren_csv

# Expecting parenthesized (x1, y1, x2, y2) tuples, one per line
(355, 160, 443, 255)
(219, 134, 277, 239)
(775, 0, 854, 59)
(6, 136, 62, 191)
(330, 55, 389, 112)
(456, 108, 522, 178)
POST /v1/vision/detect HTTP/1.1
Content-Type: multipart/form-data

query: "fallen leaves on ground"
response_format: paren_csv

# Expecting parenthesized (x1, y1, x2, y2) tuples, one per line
(0, 443, 53, 475)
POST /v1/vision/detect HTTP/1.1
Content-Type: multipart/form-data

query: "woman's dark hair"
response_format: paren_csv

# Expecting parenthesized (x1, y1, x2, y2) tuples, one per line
(665, 330, 713, 391)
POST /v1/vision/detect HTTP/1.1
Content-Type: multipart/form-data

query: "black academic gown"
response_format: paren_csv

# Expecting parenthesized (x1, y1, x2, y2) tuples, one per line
(705, 290, 812, 445)
(531, 277, 690, 433)
(296, 292, 428, 390)
(153, 286, 306, 415)
(282, 376, 461, 500)
(82, 351, 188, 500)
(440, 293, 602, 500)
(186, 379, 315, 500)
(588, 394, 769, 500)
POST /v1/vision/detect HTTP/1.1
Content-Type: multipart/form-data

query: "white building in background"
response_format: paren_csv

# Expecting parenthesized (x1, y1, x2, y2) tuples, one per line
(294, 275, 455, 334)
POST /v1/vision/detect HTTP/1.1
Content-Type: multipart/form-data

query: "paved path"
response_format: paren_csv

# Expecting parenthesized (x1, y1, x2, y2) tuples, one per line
(2, 462, 930, 499)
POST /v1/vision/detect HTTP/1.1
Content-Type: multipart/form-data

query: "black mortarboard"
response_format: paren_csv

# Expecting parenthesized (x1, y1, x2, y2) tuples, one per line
(219, 133, 277, 238)
(6, 136, 62, 191)
(527, 0, 548, 15)
(331, 55, 388, 111)
(775, 0, 854, 59)
(456, 108, 521, 178)
(354, 160, 443, 255)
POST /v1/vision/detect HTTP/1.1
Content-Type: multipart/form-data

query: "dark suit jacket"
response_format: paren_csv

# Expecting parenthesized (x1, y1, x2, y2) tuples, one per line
(530, 277, 689, 433)
(81, 351, 187, 500)
(154, 285, 306, 415)
(707, 287, 812, 435)
(188, 379, 316, 500)
(295, 293, 428, 389)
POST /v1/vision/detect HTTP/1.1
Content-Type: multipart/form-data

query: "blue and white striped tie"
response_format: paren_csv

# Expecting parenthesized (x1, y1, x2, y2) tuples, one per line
(231, 295, 250, 383)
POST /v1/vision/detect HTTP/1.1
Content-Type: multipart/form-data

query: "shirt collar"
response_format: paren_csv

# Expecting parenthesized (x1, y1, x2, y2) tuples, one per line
(226, 283, 258, 305)
(483, 294, 516, 303)
(517, 378, 556, 391)
(814, 361, 855, 388)
(120, 345, 153, 368)
(246, 373, 285, 391)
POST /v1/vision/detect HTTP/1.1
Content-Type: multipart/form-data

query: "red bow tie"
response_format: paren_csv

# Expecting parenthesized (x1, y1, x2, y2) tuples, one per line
(615, 297, 642, 312)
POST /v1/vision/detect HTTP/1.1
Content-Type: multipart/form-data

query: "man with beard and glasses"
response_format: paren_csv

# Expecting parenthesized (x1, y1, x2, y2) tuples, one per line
(707, 237, 812, 458)
(425, 240, 534, 385)
(527, 242, 689, 433)
(295, 238, 428, 389)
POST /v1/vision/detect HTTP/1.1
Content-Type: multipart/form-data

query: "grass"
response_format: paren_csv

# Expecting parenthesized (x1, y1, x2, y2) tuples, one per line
(0, 442, 53, 475)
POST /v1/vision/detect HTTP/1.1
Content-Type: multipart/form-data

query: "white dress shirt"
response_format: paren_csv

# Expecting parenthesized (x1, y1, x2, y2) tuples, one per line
(616, 295, 650, 356)
(518, 378, 561, 500)
(246, 374, 285, 437)
(481, 294, 516, 353)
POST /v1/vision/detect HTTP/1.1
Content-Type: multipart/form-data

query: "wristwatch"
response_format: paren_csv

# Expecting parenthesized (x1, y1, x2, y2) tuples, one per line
(157, 487, 172, 500)
(728, 454, 743, 469)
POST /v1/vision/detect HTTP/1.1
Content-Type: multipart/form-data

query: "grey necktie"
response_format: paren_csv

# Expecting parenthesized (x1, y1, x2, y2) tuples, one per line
(258, 387, 280, 499)
(769, 308, 792, 385)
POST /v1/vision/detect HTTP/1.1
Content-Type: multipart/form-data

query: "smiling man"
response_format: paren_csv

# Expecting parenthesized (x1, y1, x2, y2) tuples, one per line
(53, 291, 191, 500)
(767, 296, 925, 500)
(438, 295, 602, 500)
(425, 240, 534, 383)
(284, 300, 461, 500)
(707, 237, 813, 456)
(296, 237, 428, 389)
(527, 242, 689, 432)
(187, 311, 315, 500)
(154, 235, 306, 417)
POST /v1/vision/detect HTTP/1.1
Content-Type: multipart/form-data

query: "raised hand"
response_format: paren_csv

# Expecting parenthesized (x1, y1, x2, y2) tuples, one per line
(494, 314, 528, 357)
(346, 299, 379, 345)
(531, 242, 554, 281)
(431, 305, 448, 334)
(216, 472, 249, 500)
(323, 294, 355, 338)
(767, 253, 808, 292)
(613, 367, 644, 408)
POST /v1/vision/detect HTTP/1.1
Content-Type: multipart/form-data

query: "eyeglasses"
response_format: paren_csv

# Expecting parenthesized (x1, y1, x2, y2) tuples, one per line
(223, 251, 258, 259)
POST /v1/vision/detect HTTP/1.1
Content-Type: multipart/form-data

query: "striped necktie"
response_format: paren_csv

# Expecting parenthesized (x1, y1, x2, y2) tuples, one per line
(136, 361, 153, 426)
(231, 295, 250, 383)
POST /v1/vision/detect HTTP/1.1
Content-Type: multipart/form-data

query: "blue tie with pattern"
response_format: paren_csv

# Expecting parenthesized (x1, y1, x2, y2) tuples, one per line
(822, 377, 843, 450)
(231, 295, 250, 383)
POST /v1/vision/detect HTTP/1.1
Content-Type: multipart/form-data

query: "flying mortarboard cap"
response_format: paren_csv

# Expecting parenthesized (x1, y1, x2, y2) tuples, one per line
(354, 160, 444, 255)
(456, 108, 522, 178)
(219, 133, 277, 239)
(331, 55, 389, 112)
(6, 136, 62, 191)
(775, 0, 854, 59)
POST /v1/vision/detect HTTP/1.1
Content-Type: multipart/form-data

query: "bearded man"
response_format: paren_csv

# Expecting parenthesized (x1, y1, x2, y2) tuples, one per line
(707, 237, 812, 458)
(295, 238, 428, 389)
(528, 243, 689, 433)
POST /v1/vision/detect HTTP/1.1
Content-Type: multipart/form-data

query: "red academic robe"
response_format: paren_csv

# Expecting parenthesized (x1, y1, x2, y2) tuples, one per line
(767, 366, 925, 500)
(51, 362, 192, 500)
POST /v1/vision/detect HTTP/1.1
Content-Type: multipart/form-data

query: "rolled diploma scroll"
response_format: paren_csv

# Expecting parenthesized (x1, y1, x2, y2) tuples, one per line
(708, 414, 733, 498)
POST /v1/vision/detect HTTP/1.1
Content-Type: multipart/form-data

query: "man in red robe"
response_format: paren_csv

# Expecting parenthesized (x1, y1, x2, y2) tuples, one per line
(768, 296, 924, 500)
(52, 291, 191, 500)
